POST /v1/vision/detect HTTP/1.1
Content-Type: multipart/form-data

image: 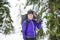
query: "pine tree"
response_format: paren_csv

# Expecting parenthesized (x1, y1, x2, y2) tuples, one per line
(0, 0, 14, 35)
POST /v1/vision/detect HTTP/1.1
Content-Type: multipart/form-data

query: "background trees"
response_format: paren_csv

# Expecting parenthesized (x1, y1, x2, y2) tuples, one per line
(0, 0, 14, 35)
(0, 0, 60, 40)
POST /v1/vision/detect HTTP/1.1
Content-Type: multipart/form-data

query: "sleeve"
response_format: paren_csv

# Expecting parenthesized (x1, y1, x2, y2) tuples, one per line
(22, 21, 26, 40)
(36, 21, 42, 30)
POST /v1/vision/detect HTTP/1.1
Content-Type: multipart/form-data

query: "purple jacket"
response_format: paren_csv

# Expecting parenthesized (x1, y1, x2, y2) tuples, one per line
(22, 19, 41, 40)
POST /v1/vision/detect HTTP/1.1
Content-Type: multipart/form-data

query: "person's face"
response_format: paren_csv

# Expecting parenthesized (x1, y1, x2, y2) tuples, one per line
(28, 13, 33, 20)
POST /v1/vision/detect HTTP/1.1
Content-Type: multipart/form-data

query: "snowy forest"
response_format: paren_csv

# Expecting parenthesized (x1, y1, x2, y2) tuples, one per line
(0, 0, 60, 40)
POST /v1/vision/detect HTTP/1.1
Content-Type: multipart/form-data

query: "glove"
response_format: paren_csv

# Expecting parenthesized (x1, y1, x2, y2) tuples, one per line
(36, 19, 42, 23)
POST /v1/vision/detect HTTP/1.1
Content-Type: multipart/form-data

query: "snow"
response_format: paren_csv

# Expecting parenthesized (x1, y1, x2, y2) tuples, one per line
(0, 0, 23, 40)
(0, 33, 23, 40)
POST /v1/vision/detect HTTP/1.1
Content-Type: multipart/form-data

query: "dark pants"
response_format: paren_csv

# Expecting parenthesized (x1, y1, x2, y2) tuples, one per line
(26, 38, 36, 40)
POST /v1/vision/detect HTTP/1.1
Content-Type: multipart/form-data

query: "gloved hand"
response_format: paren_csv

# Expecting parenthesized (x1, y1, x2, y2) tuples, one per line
(36, 19, 42, 23)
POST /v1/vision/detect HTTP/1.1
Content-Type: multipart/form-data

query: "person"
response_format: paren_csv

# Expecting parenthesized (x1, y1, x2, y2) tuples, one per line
(22, 10, 42, 40)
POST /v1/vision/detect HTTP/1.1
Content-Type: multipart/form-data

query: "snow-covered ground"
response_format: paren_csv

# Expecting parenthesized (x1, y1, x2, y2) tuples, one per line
(0, 33, 23, 40)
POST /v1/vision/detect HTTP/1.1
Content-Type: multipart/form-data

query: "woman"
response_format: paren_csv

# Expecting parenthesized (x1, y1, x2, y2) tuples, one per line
(22, 10, 42, 40)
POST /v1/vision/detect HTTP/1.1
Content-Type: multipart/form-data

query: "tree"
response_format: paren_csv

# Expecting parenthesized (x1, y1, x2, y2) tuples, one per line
(46, 0, 60, 40)
(25, 0, 60, 40)
(0, 1, 14, 35)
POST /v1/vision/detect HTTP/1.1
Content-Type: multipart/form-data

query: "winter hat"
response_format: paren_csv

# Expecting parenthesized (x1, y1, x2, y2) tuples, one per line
(27, 10, 34, 15)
